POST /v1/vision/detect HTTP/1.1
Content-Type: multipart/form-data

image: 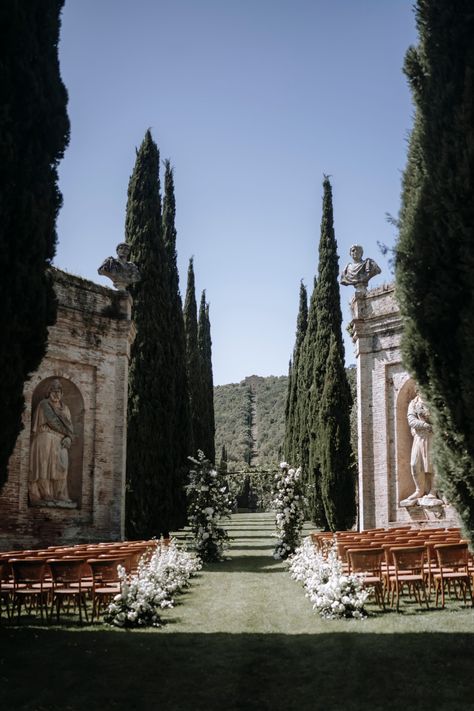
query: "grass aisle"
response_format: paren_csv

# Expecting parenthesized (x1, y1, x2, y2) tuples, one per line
(1, 513, 473, 711)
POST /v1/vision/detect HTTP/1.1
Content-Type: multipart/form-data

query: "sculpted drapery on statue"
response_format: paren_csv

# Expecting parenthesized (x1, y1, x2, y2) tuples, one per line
(340, 244, 381, 293)
(400, 390, 443, 508)
(29, 379, 75, 507)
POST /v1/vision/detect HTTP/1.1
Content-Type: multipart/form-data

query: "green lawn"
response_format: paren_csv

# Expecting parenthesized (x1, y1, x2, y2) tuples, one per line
(1, 513, 473, 710)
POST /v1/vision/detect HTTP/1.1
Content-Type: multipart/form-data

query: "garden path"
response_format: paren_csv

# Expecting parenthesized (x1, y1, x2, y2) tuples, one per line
(167, 512, 318, 634)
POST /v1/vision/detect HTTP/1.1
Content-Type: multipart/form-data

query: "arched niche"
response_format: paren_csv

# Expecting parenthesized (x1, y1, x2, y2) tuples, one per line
(29, 376, 85, 507)
(395, 377, 417, 503)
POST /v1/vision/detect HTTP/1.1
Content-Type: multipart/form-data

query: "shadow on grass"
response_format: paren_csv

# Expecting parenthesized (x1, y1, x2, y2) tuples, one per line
(1, 628, 472, 711)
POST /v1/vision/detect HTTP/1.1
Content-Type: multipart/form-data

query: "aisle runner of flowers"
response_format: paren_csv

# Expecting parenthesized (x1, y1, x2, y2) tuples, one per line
(288, 537, 370, 619)
(105, 539, 201, 628)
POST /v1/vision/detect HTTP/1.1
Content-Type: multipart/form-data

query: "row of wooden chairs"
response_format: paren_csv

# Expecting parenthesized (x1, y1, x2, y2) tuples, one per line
(310, 526, 473, 611)
(0, 537, 168, 623)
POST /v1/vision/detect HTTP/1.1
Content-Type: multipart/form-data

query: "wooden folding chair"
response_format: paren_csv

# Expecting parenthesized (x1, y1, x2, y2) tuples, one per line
(388, 546, 429, 612)
(48, 559, 89, 624)
(433, 543, 473, 608)
(10, 559, 48, 621)
(87, 558, 125, 622)
(347, 548, 385, 609)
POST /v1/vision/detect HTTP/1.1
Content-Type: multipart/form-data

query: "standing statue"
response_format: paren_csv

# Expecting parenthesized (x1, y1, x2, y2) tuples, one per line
(340, 244, 381, 293)
(98, 242, 140, 291)
(400, 391, 443, 507)
(29, 379, 75, 506)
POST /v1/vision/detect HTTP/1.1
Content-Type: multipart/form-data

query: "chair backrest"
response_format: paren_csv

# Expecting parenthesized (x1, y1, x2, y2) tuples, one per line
(10, 558, 46, 584)
(391, 546, 425, 572)
(47, 559, 85, 585)
(87, 558, 125, 584)
(347, 548, 384, 574)
(435, 542, 469, 569)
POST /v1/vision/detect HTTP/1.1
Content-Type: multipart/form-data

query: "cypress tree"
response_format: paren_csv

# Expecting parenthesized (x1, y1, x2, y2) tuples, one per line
(284, 359, 293, 455)
(396, 1, 474, 538)
(198, 291, 216, 462)
(297, 277, 318, 514)
(309, 176, 353, 529)
(162, 159, 192, 527)
(285, 281, 308, 463)
(0, 0, 69, 487)
(319, 334, 356, 531)
(184, 258, 202, 456)
(125, 130, 175, 538)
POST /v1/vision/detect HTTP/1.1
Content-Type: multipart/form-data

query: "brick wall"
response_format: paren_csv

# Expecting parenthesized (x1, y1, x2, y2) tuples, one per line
(0, 270, 135, 550)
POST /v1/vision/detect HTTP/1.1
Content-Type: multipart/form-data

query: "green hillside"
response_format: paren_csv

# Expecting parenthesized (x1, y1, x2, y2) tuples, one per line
(214, 375, 287, 471)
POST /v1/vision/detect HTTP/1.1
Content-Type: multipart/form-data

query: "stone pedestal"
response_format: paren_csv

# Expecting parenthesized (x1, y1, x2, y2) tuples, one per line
(0, 270, 135, 550)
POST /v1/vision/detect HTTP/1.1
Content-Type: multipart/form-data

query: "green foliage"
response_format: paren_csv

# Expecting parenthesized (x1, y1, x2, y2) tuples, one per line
(184, 258, 202, 457)
(288, 178, 355, 530)
(396, 0, 474, 539)
(214, 376, 287, 471)
(126, 131, 185, 537)
(319, 335, 356, 531)
(162, 160, 191, 528)
(0, 0, 69, 487)
(285, 282, 308, 464)
(198, 291, 215, 462)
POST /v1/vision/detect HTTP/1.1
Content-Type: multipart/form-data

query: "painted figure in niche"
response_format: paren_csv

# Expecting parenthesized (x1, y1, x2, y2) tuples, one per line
(29, 379, 75, 506)
(400, 390, 443, 507)
(340, 244, 381, 293)
(98, 242, 140, 291)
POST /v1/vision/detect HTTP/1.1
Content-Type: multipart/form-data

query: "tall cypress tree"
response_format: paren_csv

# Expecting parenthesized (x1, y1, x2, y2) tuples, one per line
(162, 159, 192, 527)
(297, 276, 318, 513)
(0, 1, 69, 487)
(396, 1, 474, 538)
(285, 281, 308, 463)
(184, 258, 201, 456)
(309, 176, 353, 528)
(125, 130, 175, 538)
(198, 291, 216, 462)
(319, 334, 356, 531)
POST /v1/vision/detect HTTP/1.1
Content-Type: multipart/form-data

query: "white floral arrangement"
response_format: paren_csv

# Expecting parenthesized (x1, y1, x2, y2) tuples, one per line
(272, 462, 306, 559)
(104, 539, 201, 628)
(186, 451, 234, 562)
(288, 537, 370, 619)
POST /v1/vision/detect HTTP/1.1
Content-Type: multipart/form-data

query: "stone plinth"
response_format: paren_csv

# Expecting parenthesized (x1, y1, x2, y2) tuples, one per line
(349, 283, 459, 531)
(0, 269, 135, 550)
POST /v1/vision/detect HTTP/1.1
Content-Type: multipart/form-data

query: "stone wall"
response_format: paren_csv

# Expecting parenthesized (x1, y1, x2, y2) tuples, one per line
(349, 283, 459, 531)
(0, 269, 135, 550)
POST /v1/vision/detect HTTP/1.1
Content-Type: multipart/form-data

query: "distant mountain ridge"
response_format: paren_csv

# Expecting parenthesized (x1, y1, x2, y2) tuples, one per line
(214, 375, 287, 470)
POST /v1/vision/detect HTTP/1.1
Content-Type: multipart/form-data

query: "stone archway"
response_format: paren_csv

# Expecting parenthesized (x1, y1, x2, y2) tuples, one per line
(29, 376, 85, 507)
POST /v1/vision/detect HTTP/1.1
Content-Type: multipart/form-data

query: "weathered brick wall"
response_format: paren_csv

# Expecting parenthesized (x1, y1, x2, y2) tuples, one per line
(0, 270, 135, 550)
(349, 283, 459, 530)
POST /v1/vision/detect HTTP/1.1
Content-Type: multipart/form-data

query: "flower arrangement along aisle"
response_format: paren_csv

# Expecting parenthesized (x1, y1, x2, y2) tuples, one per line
(272, 462, 306, 559)
(186, 451, 234, 562)
(288, 537, 370, 619)
(104, 539, 201, 628)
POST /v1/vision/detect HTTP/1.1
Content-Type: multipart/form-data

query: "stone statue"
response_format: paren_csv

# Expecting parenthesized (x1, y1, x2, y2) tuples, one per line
(98, 242, 140, 291)
(340, 244, 381, 293)
(400, 391, 443, 507)
(29, 379, 75, 507)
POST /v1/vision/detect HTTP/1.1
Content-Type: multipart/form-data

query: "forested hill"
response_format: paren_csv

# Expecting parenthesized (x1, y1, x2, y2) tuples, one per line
(214, 375, 287, 470)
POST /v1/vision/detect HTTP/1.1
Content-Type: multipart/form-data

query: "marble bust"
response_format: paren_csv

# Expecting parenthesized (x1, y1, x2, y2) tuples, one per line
(340, 244, 381, 294)
(98, 243, 140, 291)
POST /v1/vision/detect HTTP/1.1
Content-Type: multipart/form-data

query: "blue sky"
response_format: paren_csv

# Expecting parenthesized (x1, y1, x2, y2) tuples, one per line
(56, 0, 417, 385)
